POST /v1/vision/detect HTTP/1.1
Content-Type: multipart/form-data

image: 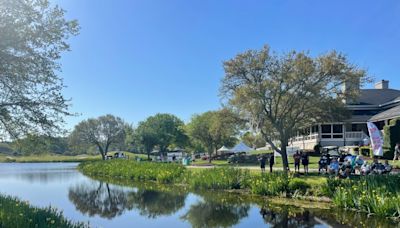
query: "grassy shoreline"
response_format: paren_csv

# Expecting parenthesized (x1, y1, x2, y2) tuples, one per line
(78, 159, 400, 221)
(0, 194, 86, 228)
(0, 151, 148, 163)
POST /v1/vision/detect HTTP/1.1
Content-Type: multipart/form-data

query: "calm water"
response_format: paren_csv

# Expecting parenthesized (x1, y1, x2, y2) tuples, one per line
(0, 163, 398, 228)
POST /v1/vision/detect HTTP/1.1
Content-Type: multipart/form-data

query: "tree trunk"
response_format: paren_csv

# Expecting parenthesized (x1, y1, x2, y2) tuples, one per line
(280, 140, 289, 172)
(98, 145, 106, 160)
(147, 151, 150, 160)
(208, 147, 214, 163)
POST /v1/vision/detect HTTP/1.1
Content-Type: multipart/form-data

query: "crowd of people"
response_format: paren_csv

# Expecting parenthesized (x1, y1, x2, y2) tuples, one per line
(318, 153, 393, 178)
(258, 145, 398, 178)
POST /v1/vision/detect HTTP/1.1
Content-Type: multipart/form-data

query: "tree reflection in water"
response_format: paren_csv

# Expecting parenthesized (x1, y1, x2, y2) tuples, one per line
(69, 181, 133, 219)
(260, 206, 318, 228)
(182, 200, 250, 228)
(259, 204, 399, 228)
(128, 189, 186, 218)
(68, 181, 187, 219)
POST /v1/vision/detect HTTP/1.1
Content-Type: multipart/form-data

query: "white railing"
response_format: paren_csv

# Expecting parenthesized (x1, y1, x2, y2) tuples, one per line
(291, 133, 319, 142)
(345, 131, 368, 140)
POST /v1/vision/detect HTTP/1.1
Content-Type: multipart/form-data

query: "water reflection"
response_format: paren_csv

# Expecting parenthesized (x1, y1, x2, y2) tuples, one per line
(182, 201, 250, 228)
(68, 181, 187, 219)
(69, 181, 133, 219)
(0, 163, 78, 184)
(2, 163, 398, 227)
(261, 206, 319, 228)
(129, 188, 186, 218)
(259, 204, 399, 228)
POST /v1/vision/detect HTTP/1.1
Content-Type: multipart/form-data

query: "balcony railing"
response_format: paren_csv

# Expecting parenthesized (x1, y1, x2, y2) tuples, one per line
(291, 131, 368, 142)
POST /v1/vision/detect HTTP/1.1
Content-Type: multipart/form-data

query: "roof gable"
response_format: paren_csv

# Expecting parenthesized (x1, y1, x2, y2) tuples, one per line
(354, 89, 400, 105)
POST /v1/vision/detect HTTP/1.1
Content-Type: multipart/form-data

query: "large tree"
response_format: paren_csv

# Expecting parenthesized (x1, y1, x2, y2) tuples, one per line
(135, 113, 187, 159)
(221, 45, 367, 171)
(186, 109, 240, 162)
(0, 0, 79, 138)
(69, 115, 127, 160)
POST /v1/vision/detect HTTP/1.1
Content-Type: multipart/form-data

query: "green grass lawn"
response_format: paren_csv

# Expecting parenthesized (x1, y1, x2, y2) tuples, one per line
(192, 155, 400, 170)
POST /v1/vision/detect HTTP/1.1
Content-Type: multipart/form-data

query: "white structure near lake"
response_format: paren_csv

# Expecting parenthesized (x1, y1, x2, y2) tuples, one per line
(289, 80, 400, 150)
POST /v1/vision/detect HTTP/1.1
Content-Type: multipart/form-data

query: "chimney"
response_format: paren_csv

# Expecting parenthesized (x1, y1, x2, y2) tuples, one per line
(374, 80, 389, 89)
(342, 77, 360, 104)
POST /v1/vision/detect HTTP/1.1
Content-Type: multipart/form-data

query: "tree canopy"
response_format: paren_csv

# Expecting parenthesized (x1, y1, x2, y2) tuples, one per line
(69, 115, 127, 160)
(134, 113, 187, 159)
(0, 0, 79, 138)
(221, 45, 367, 170)
(186, 109, 240, 161)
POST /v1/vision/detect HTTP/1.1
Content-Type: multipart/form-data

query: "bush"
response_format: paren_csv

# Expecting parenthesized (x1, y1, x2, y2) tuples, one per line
(288, 178, 311, 194)
(383, 118, 400, 159)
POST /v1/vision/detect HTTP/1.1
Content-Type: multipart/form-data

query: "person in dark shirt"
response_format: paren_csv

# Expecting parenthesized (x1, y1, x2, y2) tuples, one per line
(269, 155, 275, 173)
(293, 151, 301, 173)
(301, 152, 309, 174)
(259, 156, 266, 173)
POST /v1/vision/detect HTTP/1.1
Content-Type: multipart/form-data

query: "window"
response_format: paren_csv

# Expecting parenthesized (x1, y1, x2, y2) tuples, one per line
(321, 125, 331, 133)
(333, 124, 343, 133)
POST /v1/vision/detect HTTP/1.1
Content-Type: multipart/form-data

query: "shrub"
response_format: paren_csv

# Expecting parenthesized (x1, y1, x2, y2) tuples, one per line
(383, 118, 400, 159)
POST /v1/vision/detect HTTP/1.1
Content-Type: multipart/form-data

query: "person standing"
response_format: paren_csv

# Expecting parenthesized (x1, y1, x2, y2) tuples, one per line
(301, 152, 309, 174)
(269, 155, 275, 173)
(259, 156, 266, 173)
(293, 151, 301, 173)
(394, 143, 400, 161)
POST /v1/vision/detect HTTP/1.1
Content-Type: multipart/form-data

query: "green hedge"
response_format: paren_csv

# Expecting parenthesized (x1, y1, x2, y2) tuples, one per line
(383, 118, 400, 159)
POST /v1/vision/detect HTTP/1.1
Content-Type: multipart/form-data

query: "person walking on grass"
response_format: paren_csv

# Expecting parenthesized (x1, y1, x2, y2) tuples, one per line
(301, 151, 309, 174)
(269, 154, 275, 173)
(394, 143, 400, 161)
(259, 155, 266, 173)
(293, 151, 301, 173)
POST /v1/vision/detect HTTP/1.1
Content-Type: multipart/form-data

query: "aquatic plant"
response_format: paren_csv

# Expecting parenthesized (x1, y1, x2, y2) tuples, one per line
(0, 194, 86, 228)
(249, 173, 290, 196)
(79, 160, 186, 184)
(331, 175, 400, 219)
(185, 167, 251, 190)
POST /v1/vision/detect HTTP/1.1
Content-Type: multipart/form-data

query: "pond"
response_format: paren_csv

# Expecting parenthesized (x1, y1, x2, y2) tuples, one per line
(0, 163, 397, 228)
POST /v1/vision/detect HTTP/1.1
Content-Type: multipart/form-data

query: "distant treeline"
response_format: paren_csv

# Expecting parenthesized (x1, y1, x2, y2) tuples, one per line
(0, 134, 131, 156)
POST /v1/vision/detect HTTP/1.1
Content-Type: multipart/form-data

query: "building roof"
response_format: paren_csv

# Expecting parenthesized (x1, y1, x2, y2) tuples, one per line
(355, 89, 400, 105)
(346, 115, 374, 123)
(369, 105, 400, 122)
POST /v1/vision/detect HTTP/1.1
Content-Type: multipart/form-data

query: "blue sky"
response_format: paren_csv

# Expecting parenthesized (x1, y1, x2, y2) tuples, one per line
(55, 0, 400, 130)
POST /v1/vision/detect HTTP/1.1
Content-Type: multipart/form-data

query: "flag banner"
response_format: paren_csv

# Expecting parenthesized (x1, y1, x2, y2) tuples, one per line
(367, 122, 384, 156)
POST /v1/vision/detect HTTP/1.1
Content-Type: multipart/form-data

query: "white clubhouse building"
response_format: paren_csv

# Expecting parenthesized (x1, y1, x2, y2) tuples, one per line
(289, 80, 400, 150)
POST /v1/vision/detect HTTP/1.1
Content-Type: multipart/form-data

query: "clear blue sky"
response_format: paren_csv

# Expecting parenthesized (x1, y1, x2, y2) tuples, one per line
(55, 0, 400, 130)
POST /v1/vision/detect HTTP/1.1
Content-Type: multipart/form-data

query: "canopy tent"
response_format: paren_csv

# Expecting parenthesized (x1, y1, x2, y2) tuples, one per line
(217, 146, 231, 152)
(231, 142, 252, 153)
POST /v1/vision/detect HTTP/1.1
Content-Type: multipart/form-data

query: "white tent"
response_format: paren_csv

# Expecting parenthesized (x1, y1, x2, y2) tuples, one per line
(231, 142, 252, 153)
(217, 146, 231, 152)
